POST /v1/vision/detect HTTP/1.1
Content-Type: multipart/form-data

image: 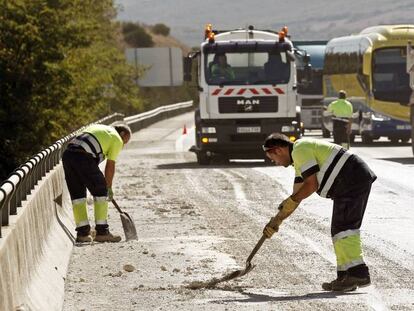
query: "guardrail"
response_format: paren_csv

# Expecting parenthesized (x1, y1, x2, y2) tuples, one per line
(0, 101, 193, 238)
(0, 113, 124, 238)
(125, 100, 193, 132)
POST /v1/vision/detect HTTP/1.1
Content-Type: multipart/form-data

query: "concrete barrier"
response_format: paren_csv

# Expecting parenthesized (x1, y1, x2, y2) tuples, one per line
(0, 166, 73, 311)
(0, 102, 194, 310)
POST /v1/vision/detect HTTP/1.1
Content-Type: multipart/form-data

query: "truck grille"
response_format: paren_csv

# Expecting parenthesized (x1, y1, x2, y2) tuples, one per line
(218, 97, 278, 113)
(230, 133, 268, 142)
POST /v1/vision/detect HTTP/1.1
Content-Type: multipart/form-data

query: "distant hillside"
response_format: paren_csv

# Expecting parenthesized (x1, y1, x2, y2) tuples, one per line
(145, 27, 191, 55)
(116, 0, 414, 46)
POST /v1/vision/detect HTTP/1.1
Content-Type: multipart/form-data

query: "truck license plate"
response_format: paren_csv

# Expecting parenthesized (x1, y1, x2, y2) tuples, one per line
(237, 126, 261, 133)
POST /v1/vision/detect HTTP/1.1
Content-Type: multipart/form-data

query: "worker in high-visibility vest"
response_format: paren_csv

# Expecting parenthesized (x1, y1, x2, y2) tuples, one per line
(327, 90, 353, 149)
(62, 123, 131, 243)
(262, 133, 376, 292)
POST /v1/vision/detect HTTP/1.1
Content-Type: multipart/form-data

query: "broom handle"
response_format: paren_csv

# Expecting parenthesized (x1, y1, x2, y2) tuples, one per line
(111, 199, 123, 214)
(246, 235, 267, 264)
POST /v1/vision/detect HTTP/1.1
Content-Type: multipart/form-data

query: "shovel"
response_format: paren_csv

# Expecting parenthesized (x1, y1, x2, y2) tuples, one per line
(111, 199, 138, 241)
(188, 234, 267, 289)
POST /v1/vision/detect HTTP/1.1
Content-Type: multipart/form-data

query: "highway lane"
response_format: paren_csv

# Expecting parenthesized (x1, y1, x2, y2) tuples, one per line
(63, 112, 414, 311)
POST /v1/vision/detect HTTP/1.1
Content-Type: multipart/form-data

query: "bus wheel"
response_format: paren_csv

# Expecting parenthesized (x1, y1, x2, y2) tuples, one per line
(197, 152, 211, 165)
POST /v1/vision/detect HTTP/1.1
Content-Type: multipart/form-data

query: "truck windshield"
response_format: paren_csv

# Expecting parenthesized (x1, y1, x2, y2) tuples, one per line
(205, 52, 290, 85)
(372, 48, 411, 104)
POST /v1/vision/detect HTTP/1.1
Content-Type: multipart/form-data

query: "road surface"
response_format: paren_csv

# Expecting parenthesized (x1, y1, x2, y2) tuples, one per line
(63, 111, 414, 311)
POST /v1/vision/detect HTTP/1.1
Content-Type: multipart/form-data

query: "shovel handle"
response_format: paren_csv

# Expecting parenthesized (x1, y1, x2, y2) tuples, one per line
(246, 234, 267, 264)
(111, 199, 123, 214)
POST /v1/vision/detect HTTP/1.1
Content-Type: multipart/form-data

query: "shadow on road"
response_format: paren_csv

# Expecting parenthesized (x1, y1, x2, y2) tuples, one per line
(376, 157, 414, 165)
(351, 141, 411, 147)
(211, 288, 363, 304)
(156, 161, 274, 170)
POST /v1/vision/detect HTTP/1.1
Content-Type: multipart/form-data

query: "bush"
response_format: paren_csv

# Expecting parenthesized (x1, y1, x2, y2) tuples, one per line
(122, 22, 154, 47)
(152, 23, 170, 36)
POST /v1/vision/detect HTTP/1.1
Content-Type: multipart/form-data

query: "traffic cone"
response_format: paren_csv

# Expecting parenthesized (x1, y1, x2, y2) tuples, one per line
(182, 124, 187, 135)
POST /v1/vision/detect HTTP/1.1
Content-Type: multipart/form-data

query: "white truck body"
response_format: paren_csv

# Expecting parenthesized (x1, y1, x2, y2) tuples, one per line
(186, 26, 306, 164)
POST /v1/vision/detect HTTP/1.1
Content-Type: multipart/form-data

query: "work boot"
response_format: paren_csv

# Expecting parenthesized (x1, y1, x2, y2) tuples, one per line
(94, 231, 122, 243)
(322, 272, 347, 291)
(75, 234, 92, 243)
(322, 278, 344, 291)
(331, 275, 371, 292)
(75, 225, 92, 243)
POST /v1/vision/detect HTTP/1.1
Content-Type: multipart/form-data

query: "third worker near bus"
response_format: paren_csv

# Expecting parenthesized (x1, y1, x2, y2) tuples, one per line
(327, 90, 353, 149)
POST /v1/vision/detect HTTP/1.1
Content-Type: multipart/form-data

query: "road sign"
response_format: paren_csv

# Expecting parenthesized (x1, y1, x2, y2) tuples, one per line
(125, 47, 183, 87)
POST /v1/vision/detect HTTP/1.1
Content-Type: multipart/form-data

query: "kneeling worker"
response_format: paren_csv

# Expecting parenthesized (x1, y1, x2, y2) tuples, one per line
(62, 123, 131, 243)
(327, 90, 353, 149)
(262, 133, 376, 292)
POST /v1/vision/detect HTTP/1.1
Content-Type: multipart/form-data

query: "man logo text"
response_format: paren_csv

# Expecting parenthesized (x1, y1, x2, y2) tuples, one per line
(237, 99, 260, 105)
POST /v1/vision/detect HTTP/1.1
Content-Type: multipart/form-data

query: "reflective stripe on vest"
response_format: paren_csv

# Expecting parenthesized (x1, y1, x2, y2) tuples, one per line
(71, 133, 104, 163)
(332, 117, 350, 123)
(317, 146, 351, 197)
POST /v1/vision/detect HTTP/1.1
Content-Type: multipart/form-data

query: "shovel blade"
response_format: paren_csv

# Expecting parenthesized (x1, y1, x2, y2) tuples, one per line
(120, 212, 138, 241)
(202, 263, 255, 288)
(221, 262, 255, 282)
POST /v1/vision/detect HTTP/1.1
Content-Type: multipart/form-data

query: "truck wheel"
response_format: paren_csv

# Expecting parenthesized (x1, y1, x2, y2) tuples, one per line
(197, 153, 211, 165)
(322, 127, 330, 138)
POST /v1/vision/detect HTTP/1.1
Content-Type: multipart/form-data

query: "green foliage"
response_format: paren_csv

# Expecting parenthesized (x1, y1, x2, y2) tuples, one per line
(121, 22, 154, 48)
(0, 0, 143, 180)
(152, 23, 170, 36)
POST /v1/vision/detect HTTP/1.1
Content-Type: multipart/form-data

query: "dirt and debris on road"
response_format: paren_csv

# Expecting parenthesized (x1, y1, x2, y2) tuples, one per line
(63, 113, 414, 311)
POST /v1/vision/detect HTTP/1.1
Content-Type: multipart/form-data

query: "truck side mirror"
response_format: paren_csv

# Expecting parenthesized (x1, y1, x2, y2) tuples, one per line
(183, 56, 192, 81)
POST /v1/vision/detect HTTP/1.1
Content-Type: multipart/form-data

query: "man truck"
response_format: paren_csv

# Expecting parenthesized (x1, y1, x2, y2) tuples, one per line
(184, 24, 310, 164)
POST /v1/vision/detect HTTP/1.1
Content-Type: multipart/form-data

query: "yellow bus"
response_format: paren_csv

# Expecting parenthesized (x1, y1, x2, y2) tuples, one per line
(322, 25, 413, 143)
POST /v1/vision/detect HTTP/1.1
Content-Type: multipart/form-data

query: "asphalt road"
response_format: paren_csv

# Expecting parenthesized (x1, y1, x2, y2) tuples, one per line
(63, 112, 414, 311)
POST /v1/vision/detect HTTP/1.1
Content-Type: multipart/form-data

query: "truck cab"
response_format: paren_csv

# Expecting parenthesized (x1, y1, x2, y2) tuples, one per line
(185, 25, 310, 164)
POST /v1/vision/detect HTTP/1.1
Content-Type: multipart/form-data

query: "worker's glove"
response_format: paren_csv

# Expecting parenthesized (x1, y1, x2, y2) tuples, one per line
(263, 196, 300, 239)
(263, 216, 283, 238)
(277, 196, 300, 220)
(107, 187, 114, 201)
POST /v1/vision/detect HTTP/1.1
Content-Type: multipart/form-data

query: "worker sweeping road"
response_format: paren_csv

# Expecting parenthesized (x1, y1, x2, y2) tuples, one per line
(262, 133, 376, 292)
(62, 123, 131, 243)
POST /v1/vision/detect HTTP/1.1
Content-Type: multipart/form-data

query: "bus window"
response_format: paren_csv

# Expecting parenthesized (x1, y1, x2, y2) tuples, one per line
(372, 48, 411, 103)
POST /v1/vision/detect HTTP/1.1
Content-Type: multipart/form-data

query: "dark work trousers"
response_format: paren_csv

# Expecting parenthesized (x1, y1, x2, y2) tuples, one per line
(329, 154, 376, 278)
(62, 149, 107, 200)
(332, 119, 350, 147)
(62, 148, 108, 233)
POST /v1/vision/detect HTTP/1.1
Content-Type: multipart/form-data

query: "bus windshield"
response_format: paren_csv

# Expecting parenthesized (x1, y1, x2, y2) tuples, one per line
(372, 48, 411, 104)
(205, 51, 290, 85)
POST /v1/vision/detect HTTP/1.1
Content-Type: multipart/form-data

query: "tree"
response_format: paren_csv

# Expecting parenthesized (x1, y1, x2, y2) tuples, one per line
(152, 23, 170, 36)
(121, 22, 154, 48)
(0, 0, 144, 180)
